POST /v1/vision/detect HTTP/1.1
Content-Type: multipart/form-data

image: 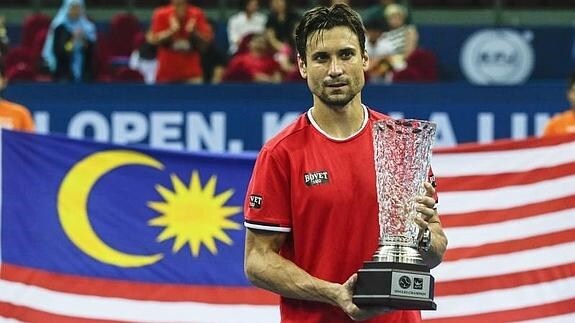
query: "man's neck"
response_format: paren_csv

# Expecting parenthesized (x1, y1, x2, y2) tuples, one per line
(311, 100, 365, 139)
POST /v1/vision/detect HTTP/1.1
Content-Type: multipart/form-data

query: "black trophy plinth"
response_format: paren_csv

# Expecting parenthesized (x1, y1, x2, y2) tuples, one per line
(353, 261, 436, 310)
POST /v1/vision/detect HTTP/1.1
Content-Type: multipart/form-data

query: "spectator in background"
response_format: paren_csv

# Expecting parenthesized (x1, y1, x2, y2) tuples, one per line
(363, 0, 411, 32)
(201, 19, 228, 84)
(227, 0, 266, 55)
(543, 73, 575, 136)
(265, 0, 300, 54)
(223, 33, 282, 83)
(42, 0, 97, 82)
(364, 3, 419, 83)
(129, 31, 158, 84)
(0, 67, 35, 132)
(382, 4, 417, 63)
(148, 0, 213, 83)
(0, 16, 9, 62)
(364, 19, 394, 83)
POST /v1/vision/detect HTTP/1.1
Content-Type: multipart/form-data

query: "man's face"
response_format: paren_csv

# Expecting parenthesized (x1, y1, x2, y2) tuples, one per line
(298, 26, 368, 109)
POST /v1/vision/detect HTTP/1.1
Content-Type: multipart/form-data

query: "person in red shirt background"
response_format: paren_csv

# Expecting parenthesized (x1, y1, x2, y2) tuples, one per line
(542, 73, 575, 137)
(0, 68, 35, 132)
(148, 0, 213, 83)
(223, 32, 282, 83)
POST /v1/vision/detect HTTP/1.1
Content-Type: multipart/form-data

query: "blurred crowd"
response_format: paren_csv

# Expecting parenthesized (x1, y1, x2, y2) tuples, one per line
(0, 0, 438, 85)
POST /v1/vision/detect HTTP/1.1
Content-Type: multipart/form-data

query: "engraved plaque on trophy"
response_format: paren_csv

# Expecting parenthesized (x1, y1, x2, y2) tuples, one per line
(353, 118, 437, 310)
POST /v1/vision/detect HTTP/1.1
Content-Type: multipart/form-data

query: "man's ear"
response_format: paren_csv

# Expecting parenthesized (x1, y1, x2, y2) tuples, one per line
(297, 54, 307, 79)
(362, 51, 369, 71)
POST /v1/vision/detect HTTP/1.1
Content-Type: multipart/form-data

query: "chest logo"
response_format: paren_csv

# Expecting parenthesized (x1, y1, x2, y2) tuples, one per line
(304, 171, 329, 186)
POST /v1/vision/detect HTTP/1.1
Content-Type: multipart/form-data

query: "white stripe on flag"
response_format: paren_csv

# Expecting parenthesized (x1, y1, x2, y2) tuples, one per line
(434, 242, 575, 281)
(0, 318, 21, 323)
(444, 209, 575, 249)
(0, 279, 280, 323)
(422, 276, 575, 319)
(433, 140, 575, 177)
(439, 174, 575, 214)
(516, 312, 575, 323)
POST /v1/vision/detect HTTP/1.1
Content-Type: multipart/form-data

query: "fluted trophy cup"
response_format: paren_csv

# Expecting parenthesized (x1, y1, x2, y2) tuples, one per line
(353, 118, 437, 310)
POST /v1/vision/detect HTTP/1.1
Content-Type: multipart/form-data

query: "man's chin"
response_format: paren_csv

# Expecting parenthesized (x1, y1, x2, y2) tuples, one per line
(320, 95, 353, 109)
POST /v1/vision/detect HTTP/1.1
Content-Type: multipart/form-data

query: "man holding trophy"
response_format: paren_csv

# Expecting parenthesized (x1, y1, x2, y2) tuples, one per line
(244, 4, 447, 322)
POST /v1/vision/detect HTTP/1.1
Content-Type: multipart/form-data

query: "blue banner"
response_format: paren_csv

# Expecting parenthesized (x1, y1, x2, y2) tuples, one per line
(4, 82, 567, 152)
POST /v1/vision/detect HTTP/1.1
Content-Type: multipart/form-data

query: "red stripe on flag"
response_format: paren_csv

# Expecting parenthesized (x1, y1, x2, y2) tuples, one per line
(0, 301, 124, 323)
(445, 228, 575, 261)
(441, 195, 575, 227)
(423, 297, 575, 323)
(0, 263, 279, 305)
(436, 262, 575, 296)
(434, 133, 575, 154)
(439, 162, 575, 192)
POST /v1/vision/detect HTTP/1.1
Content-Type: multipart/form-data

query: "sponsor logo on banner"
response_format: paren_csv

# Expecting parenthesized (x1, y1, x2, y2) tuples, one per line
(460, 29, 534, 85)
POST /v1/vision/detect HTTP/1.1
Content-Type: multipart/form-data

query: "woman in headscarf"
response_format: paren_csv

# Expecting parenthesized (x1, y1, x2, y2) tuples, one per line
(42, 0, 97, 82)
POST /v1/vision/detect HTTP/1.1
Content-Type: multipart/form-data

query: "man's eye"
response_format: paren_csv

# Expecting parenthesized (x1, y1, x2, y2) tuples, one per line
(341, 51, 353, 59)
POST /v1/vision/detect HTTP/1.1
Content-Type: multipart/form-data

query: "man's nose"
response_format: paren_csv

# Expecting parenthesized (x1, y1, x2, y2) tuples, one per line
(328, 58, 343, 77)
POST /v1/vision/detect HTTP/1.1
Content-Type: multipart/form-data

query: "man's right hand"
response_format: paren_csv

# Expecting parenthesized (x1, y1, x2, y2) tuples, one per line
(336, 274, 394, 321)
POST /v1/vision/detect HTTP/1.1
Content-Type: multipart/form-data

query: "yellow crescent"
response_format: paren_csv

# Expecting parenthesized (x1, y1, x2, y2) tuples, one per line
(57, 150, 164, 267)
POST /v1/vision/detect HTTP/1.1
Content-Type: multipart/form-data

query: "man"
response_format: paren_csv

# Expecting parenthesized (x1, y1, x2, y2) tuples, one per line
(0, 68, 35, 132)
(542, 73, 575, 136)
(243, 4, 447, 323)
(148, 0, 213, 83)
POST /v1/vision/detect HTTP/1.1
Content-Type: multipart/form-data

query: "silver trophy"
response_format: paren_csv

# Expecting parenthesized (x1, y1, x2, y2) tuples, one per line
(353, 118, 437, 310)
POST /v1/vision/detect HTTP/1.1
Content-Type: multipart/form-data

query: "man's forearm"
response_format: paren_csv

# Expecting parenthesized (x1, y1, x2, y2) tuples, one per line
(245, 248, 342, 306)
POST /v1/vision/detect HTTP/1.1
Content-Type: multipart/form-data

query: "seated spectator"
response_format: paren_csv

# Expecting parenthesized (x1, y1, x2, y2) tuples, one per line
(543, 73, 575, 136)
(382, 4, 418, 61)
(364, 18, 395, 83)
(223, 33, 281, 83)
(265, 0, 300, 55)
(148, 0, 213, 84)
(366, 3, 432, 83)
(227, 0, 266, 55)
(129, 31, 158, 84)
(0, 16, 9, 62)
(0, 66, 35, 131)
(42, 0, 97, 82)
(201, 39, 228, 84)
(363, 0, 412, 32)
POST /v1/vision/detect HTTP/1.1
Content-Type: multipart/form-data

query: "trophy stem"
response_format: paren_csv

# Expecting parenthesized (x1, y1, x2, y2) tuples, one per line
(373, 238, 423, 264)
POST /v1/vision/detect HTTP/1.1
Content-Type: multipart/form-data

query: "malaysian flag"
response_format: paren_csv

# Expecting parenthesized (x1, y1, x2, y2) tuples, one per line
(423, 133, 575, 322)
(0, 129, 279, 322)
(1, 129, 573, 322)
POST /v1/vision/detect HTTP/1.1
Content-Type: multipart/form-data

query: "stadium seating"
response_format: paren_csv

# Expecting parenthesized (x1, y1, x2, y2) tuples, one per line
(107, 12, 142, 59)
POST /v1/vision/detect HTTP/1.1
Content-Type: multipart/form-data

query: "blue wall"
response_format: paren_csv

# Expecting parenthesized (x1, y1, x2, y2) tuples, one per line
(4, 82, 568, 152)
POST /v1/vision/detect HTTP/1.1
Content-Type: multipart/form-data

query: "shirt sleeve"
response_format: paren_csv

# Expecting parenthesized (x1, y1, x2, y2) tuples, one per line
(151, 9, 168, 34)
(244, 146, 292, 232)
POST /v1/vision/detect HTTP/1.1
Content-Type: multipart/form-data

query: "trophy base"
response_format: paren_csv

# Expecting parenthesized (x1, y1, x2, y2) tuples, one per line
(353, 261, 436, 310)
